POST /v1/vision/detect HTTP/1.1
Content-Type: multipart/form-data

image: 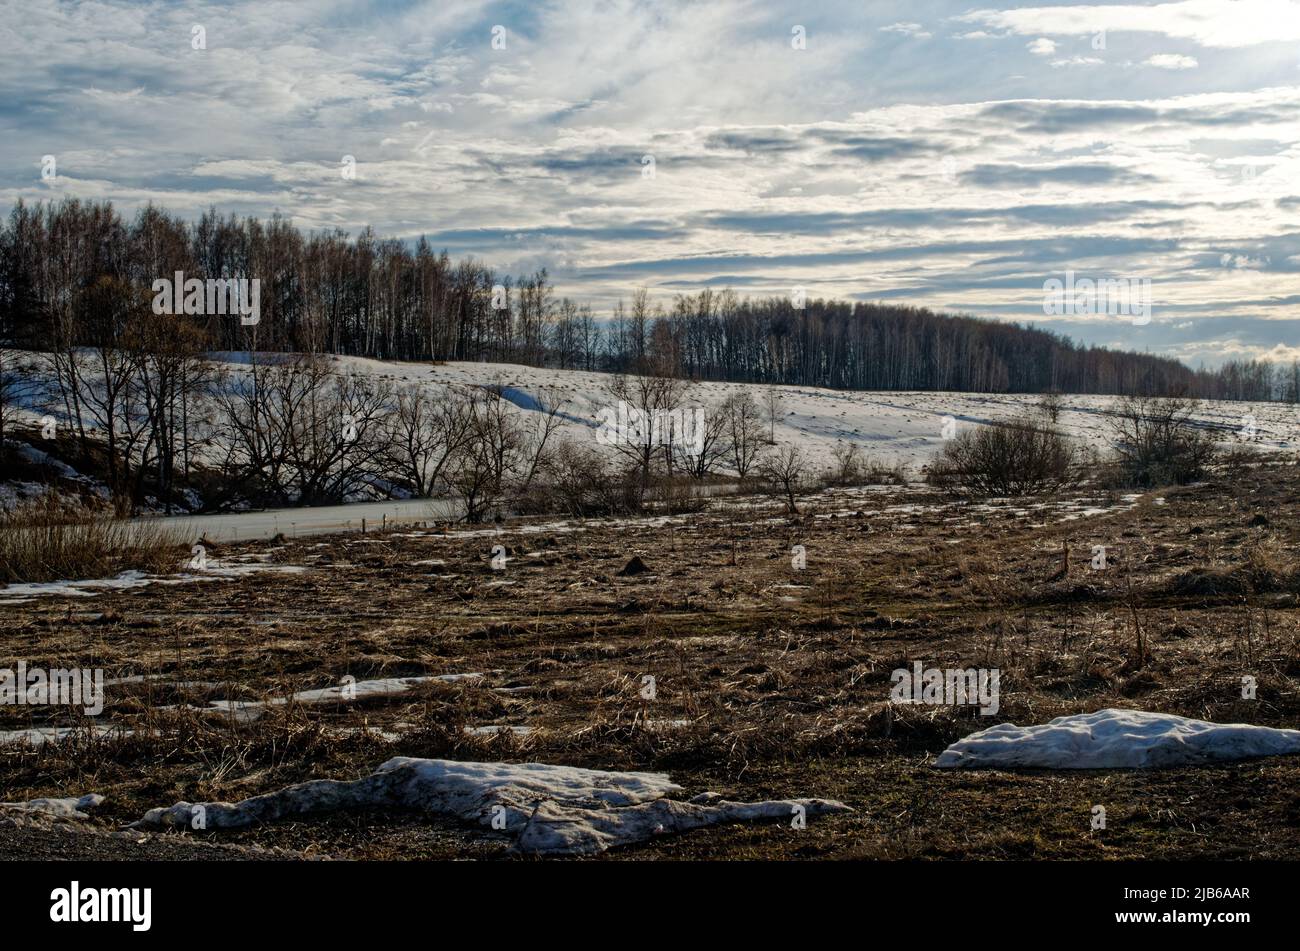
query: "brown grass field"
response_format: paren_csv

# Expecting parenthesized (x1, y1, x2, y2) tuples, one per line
(3, 462, 1300, 860)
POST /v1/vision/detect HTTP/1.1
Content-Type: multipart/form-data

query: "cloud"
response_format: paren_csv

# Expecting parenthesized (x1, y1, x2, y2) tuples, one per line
(1146, 53, 1199, 69)
(1, 0, 1297, 364)
(703, 130, 803, 153)
(960, 0, 1300, 48)
(960, 162, 1154, 188)
(1051, 56, 1105, 68)
(976, 92, 1300, 134)
(880, 22, 931, 38)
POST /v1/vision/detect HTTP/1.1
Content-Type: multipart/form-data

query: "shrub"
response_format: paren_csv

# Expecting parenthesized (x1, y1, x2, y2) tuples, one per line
(1037, 391, 1064, 424)
(1107, 395, 1216, 487)
(927, 415, 1085, 497)
(825, 443, 908, 487)
(525, 442, 641, 517)
(827, 442, 864, 486)
(650, 475, 709, 514)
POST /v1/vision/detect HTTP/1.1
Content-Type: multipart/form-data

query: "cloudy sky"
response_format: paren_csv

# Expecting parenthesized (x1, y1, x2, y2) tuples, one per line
(4, 0, 1299, 367)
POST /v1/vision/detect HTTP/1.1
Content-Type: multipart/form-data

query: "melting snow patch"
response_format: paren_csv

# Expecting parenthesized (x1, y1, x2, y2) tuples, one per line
(0, 561, 307, 602)
(132, 756, 850, 855)
(464, 725, 534, 736)
(0, 725, 129, 746)
(644, 718, 692, 731)
(159, 673, 485, 721)
(1, 793, 103, 819)
(934, 708, 1300, 769)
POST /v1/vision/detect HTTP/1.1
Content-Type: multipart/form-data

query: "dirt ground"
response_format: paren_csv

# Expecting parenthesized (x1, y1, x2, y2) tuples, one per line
(3, 462, 1300, 860)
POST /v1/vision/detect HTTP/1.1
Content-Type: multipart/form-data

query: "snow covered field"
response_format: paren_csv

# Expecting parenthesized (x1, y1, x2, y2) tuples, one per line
(288, 355, 1300, 472)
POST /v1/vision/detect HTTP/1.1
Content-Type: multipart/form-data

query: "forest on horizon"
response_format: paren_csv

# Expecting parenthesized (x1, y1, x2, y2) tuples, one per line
(2, 197, 1294, 402)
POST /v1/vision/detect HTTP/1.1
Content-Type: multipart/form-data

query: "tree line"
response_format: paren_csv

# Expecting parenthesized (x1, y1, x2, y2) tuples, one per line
(2, 197, 1297, 402)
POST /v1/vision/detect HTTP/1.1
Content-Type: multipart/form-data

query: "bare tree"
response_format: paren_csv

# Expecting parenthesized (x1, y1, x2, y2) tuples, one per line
(516, 386, 568, 495)
(290, 369, 393, 505)
(446, 386, 525, 523)
(0, 348, 28, 462)
(722, 391, 764, 478)
(383, 383, 475, 497)
(577, 305, 600, 371)
(55, 276, 151, 512)
(763, 385, 782, 444)
(676, 398, 730, 479)
(212, 354, 392, 506)
(211, 353, 298, 506)
(128, 309, 210, 512)
(628, 288, 651, 370)
(602, 372, 685, 500)
(759, 444, 808, 514)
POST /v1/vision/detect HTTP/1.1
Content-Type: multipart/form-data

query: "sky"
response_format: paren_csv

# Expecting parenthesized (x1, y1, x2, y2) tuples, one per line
(2, 0, 1299, 368)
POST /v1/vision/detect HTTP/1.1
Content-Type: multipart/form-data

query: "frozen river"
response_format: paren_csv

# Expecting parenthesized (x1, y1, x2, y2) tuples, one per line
(141, 482, 741, 543)
(145, 498, 463, 543)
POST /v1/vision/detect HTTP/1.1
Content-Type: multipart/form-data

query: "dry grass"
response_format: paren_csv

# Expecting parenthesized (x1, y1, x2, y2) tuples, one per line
(0, 493, 184, 583)
(3, 462, 1300, 859)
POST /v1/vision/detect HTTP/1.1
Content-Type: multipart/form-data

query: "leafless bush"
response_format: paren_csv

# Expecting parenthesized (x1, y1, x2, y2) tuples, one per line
(445, 386, 523, 522)
(827, 442, 864, 486)
(1217, 444, 1260, 482)
(602, 373, 686, 499)
(1106, 395, 1217, 488)
(824, 442, 906, 486)
(675, 399, 729, 480)
(869, 460, 910, 485)
(1038, 391, 1064, 424)
(514, 386, 568, 496)
(0, 349, 31, 465)
(651, 475, 710, 514)
(927, 415, 1085, 497)
(530, 441, 641, 517)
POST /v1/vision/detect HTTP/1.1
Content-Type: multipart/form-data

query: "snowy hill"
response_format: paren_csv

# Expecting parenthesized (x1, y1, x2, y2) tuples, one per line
(5, 351, 1297, 515)
(264, 354, 1300, 473)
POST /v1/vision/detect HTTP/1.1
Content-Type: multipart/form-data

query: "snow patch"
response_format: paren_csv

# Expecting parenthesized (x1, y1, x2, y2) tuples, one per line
(934, 708, 1300, 769)
(0, 560, 307, 603)
(0, 725, 130, 746)
(159, 673, 485, 721)
(132, 756, 850, 855)
(1, 793, 103, 819)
